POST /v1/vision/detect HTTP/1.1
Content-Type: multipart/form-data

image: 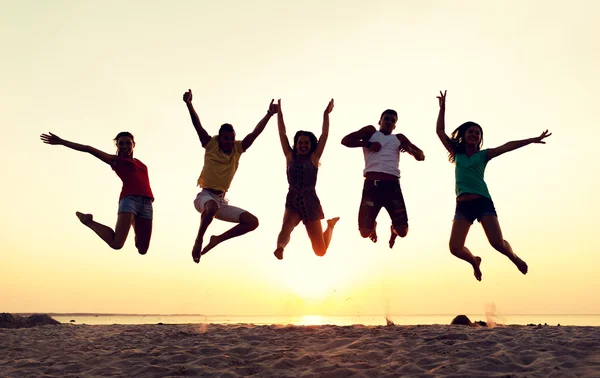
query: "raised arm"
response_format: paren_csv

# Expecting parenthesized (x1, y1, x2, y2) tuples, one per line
(276, 99, 293, 160)
(313, 99, 334, 160)
(183, 89, 211, 147)
(341, 125, 379, 151)
(486, 130, 552, 160)
(241, 99, 278, 151)
(40, 133, 116, 165)
(397, 134, 425, 161)
(436, 90, 454, 155)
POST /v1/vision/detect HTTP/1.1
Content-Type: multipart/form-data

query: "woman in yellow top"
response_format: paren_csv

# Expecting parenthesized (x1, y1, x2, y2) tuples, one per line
(183, 89, 278, 263)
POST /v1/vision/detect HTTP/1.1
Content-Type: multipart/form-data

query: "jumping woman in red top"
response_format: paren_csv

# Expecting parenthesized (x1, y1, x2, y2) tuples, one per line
(40, 131, 154, 255)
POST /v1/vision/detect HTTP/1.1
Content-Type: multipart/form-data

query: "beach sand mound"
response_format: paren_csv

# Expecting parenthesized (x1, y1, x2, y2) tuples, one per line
(0, 313, 60, 329)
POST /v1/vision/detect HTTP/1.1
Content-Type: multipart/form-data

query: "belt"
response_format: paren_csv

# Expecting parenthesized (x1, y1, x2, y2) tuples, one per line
(367, 179, 399, 186)
(205, 188, 224, 196)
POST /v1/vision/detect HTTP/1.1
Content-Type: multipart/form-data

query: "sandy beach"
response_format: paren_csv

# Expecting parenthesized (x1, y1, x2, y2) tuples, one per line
(1, 323, 599, 377)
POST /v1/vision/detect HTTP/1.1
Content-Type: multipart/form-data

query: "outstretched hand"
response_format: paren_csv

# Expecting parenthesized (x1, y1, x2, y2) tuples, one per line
(268, 99, 279, 115)
(324, 99, 334, 115)
(40, 132, 63, 145)
(532, 130, 552, 144)
(437, 90, 447, 108)
(183, 89, 193, 104)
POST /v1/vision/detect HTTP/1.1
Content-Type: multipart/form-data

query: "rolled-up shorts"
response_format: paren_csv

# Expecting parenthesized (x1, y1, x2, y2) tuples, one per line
(118, 195, 153, 219)
(193, 189, 247, 223)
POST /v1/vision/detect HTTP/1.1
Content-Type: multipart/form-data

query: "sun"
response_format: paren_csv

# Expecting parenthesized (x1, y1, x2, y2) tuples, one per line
(299, 315, 323, 326)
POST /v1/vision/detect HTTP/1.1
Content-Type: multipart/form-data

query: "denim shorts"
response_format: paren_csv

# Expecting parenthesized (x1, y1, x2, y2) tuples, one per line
(118, 195, 153, 219)
(454, 196, 497, 224)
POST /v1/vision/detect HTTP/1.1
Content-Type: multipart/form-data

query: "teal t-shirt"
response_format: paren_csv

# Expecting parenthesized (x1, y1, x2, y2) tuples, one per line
(454, 149, 491, 198)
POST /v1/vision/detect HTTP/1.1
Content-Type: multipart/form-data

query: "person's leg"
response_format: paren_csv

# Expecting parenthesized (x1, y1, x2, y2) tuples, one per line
(449, 218, 482, 281)
(201, 204, 259, 255)
(323, 217, 340, 249)
(76, 211, 133, 250)
(132, 218, 152, 255)
(358, 182, 382, 243)
(192, 191, 220, 263)
(132, 198, 153, 255)
(385, 184, 408, 249)
(480, 216, 528, 275)
(304, 216, 340, 257)
(305, 220, 326, 256)
(274, 210, 302, 260)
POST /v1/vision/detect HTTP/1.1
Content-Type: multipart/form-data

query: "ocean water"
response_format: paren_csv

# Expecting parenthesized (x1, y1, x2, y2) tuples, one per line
(49, 314, 600, 326)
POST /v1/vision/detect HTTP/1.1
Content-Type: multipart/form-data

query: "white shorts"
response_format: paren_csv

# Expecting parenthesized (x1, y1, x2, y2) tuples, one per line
(193, 190, 247, 223)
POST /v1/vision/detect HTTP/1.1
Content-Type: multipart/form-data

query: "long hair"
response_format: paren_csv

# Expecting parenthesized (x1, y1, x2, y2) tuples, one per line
(448, 122, 483, 163)
(292, 130, 318, 158)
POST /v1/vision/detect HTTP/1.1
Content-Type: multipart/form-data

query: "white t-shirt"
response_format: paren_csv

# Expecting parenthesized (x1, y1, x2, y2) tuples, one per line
(362, 131, 401, 177)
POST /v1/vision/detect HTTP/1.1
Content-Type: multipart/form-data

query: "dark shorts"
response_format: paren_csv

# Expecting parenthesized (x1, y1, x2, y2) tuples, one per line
(358, 179, 408, 231)
(453, 196, 497, 224)
(285, 189, 324, 224)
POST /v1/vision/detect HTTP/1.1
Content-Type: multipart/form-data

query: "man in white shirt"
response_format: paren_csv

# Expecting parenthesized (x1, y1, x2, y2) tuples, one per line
(341, 109, 425, 248)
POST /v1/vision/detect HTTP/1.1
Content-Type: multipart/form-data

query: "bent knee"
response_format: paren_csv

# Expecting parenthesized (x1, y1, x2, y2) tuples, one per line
(449, 244, 463, 256)
(313, 246, 326, 257)
(241, 213, 259, 230)
(359, 228, 373, 238)
(393, 225, 408, 238)
(109, 241, 125, 250)
(137, 246, 149, 255)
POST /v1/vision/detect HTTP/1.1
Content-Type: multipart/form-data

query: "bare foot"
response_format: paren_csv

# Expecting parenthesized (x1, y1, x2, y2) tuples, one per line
(192, 239, 202, 263)
(327, 217, 340, 227)
(389, 225, 398, 249)
(201, 235, 221, 256)
(369, 221, 378, 243)
(473, 256, 483, 281)
(274, 247, 284, 260)
(512, 255, 528, 275)
(75, 211, 93, 225)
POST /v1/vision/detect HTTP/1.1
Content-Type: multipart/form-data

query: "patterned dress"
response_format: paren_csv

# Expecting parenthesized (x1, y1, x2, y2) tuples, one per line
(285, 156, 324, 223)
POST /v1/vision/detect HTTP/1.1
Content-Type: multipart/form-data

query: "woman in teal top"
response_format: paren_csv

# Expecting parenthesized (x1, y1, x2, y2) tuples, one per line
(435, 91, 551, 281)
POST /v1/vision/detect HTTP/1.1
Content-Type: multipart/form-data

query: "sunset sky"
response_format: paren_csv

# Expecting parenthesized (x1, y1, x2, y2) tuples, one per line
(1, 0, 598, 318)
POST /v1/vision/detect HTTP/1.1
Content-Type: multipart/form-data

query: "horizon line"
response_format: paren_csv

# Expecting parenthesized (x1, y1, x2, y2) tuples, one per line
(9, 312, 600, 317)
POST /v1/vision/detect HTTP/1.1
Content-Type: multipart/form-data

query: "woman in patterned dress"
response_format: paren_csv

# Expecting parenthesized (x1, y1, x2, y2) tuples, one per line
(273, 99, 339, 260)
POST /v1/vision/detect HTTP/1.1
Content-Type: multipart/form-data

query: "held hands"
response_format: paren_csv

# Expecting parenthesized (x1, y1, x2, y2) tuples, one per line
(532, 130, 552, 144)
(437, 90, 447, 109)
(40, 132, 63, 146)
(183, 89, 193, 104)
(324, 99, 334, 115)
(267, 99, 279, 116)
